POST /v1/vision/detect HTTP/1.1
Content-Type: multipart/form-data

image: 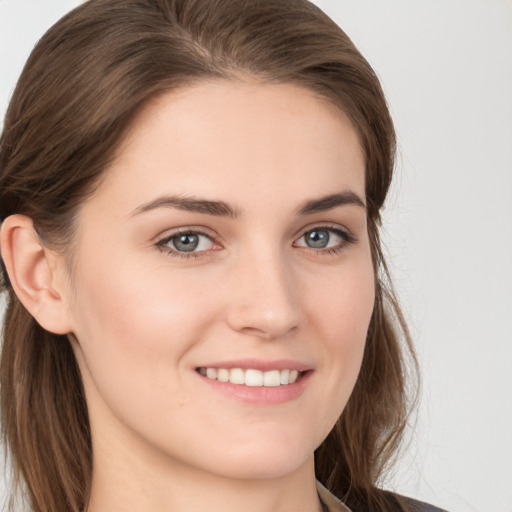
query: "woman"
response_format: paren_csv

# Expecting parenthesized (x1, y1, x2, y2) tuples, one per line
(0, 1, 445, 511)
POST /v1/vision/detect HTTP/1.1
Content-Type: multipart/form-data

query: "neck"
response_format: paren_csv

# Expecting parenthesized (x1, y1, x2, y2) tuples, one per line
(87, 455, 322, 512)
(86, 424, 323, 512)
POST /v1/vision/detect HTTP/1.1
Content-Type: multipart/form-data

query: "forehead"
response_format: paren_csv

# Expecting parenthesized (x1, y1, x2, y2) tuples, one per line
(87, 80, 365, 216)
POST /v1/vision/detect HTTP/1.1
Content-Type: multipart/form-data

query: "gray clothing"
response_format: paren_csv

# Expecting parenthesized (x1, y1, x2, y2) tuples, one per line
(317, 481, 448, 512)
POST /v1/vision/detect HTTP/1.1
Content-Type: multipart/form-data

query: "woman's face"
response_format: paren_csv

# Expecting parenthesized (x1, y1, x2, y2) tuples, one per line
(65, 81, 374, 481)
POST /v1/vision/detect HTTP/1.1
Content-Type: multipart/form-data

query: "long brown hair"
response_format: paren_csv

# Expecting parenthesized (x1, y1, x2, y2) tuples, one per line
(0, 1, 418, 511)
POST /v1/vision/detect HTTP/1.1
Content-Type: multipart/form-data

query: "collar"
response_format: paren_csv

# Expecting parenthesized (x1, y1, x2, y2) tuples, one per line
(316, 481, 352, 512)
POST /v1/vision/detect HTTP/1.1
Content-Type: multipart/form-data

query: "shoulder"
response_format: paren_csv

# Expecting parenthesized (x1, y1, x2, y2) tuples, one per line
(316, 481, 448, 512)
(401, 497, 448, 512)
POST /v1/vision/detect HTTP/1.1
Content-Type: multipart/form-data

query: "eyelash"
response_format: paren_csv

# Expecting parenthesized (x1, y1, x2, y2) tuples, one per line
(296, 226, 358, 257)
(155, 225, 357, 260)
(156, 228, 216, 259)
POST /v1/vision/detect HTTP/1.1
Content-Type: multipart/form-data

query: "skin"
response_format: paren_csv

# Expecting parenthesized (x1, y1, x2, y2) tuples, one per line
(1, 81, 374, 512)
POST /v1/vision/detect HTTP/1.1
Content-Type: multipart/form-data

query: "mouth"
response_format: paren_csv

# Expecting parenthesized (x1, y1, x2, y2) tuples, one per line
(196, 367, 307, 387)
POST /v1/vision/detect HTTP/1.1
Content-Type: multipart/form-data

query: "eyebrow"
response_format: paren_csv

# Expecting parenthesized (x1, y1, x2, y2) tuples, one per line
(130, 191, 365, 218)
(130, 195, 240, 218)
(296, 192, 366, 215)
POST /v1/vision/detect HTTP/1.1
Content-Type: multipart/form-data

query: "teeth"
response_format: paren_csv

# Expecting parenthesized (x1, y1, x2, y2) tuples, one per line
(245, 369, 263, 386)
(229, 368, 245, 385)
(206, 368, 217, 379)
(217, 369, 229, 383)
(199, 367, 303, 386)
(263, 370, 280, 387)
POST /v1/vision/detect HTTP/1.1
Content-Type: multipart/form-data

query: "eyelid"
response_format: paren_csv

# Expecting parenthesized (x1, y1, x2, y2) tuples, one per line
(155, 226, 222, 258)
(155, 225, 219, 244)
(293, 223, 357, 251)
(293, 222, 355, 241)
(153, 222, 357, 259)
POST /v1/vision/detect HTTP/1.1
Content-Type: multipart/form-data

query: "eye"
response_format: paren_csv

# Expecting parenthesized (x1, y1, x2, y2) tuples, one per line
(156, 230, 217, 256)
(294, 226, 356, 252)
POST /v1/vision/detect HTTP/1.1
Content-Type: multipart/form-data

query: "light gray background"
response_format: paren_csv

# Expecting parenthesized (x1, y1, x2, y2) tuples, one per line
(1, 1, 511, 511)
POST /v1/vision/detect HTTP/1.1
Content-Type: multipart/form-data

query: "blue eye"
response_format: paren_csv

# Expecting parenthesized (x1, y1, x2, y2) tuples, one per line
(295, 227, 355, 252)
(304, 229, 331, 249)
(173, 233, 200, 252)
(157, 230, 215, 256)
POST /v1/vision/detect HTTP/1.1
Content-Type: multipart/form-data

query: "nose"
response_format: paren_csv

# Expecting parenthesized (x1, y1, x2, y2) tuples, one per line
(225, 249, 301, 340)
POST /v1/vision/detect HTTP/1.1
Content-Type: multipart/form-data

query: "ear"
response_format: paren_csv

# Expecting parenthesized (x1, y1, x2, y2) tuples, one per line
(0, 215, 73, 335)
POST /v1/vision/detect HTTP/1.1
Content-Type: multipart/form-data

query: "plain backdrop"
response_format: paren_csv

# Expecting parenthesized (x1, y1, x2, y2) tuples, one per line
(1, 1, 511, 511)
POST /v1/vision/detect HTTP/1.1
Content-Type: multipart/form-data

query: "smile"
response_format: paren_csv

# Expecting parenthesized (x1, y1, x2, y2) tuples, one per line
(198, 367, 302, 386)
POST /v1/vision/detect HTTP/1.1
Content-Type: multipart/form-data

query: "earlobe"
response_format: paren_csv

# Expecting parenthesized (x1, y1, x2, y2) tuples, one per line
(0, 215, 73, 335)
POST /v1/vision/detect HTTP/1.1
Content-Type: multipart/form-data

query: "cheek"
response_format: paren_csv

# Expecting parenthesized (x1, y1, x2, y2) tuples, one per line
(67, 254, 221, 442)
(310, 253, 375, 414)
(67, 252, 217, 410)
(314, 253, 375, 345)
(71, 251, 216, 353)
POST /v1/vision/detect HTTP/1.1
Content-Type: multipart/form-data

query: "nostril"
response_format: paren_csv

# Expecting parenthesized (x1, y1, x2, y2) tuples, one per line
(239, 324, 298, 341)
(226, 300, 300, 340)
(240, 326, 268, 337)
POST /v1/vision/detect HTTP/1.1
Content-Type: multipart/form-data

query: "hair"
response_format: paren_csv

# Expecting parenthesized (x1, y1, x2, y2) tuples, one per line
(0, 1, 418, 511)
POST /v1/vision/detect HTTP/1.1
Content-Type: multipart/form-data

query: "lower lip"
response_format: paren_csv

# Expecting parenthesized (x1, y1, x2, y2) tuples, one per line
(198, 371, 312, 405)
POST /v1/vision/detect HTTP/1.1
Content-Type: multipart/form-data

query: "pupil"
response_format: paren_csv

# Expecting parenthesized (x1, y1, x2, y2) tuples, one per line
(307, 230, 329, 248)
(174, 234, 199, 252)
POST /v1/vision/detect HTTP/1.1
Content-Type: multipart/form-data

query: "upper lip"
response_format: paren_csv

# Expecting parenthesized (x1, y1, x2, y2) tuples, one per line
(195, 359, 312, 372)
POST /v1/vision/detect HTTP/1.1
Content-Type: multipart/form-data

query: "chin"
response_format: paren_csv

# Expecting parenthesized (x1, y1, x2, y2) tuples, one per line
(202, 438, 315, 481)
